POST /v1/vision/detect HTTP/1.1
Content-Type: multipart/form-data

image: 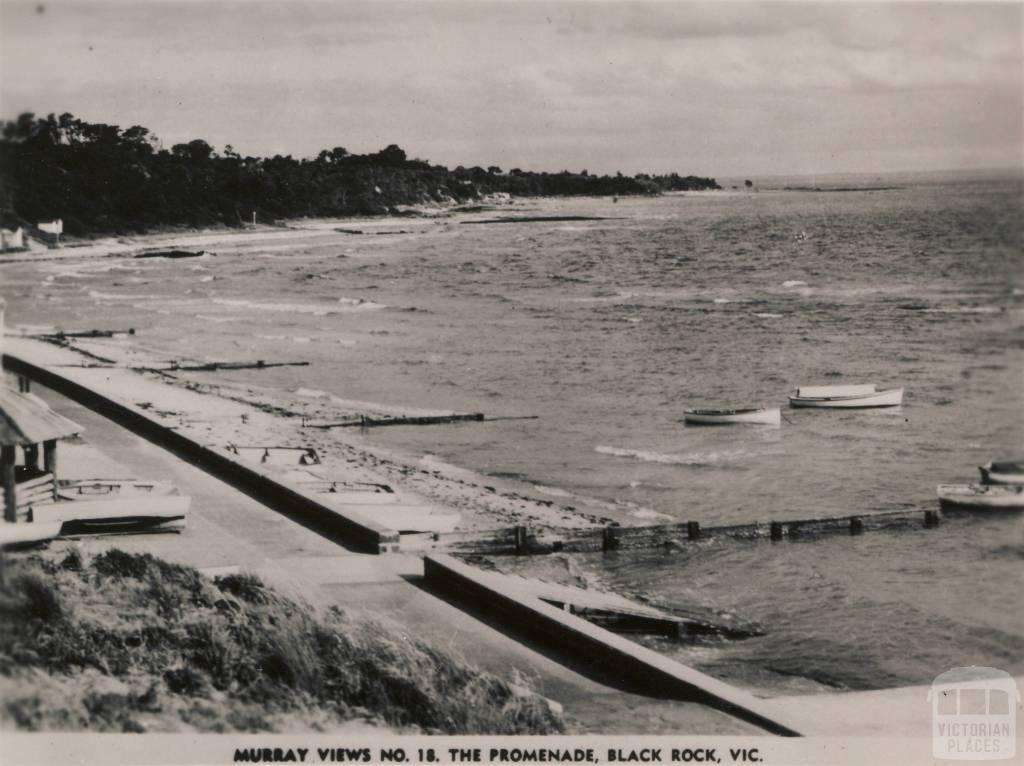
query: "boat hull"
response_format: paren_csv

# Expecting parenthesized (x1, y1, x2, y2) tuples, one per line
(937, 484, 1024, 511)
(0, 521, 63, 549)
(979, 462, 1024, 485)
(684, 408, 781, 426)
(58, 479, 178, 499)
(30, 495, 190, 531)
(789, 388, 903, 408)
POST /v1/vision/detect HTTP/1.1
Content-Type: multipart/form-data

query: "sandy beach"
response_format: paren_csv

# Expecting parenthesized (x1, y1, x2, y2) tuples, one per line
(3, 324, 613, 537)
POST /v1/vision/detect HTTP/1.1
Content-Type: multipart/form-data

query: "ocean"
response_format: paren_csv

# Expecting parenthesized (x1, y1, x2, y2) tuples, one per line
(3, 170, 1022, 694)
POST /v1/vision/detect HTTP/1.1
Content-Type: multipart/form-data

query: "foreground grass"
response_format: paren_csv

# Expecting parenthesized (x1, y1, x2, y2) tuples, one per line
(0, 549, 565, 734)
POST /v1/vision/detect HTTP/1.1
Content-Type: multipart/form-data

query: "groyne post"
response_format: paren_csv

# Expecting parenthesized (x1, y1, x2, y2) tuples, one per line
(602, 525, 620, 552)
(687, 521, 701, 541)
(769, 521, 783, 541)
(924, 509, 940, 528)
(849, 517, 864, 535)
(514, 525, 529, 554)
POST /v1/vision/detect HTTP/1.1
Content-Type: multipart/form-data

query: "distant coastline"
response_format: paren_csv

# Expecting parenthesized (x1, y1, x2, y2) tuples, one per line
(0, 113, 719, 238)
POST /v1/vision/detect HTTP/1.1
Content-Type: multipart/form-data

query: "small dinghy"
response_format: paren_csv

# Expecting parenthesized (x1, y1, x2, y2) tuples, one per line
(57, 479, 178, 499)
(979, 460, 1024, 485)
(228, 445, 321, 466)
(937, 483, 1024, 511)
(31, 495, 190, 532)
(789, 384, 903, 408)
(683, 407, 781, 426)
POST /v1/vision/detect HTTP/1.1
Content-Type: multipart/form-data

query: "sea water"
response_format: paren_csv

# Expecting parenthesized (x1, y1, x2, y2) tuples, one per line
(3, 170, 1022, 693)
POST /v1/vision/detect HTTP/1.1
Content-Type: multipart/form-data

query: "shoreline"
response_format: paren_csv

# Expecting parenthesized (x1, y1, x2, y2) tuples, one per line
(2, 334, 614, 535)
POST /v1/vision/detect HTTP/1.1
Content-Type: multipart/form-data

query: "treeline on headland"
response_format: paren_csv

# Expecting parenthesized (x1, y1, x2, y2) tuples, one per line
(0, 112, 720, 236)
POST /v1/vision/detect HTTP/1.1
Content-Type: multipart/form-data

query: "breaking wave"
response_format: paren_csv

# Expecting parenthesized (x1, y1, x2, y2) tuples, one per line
(595, 445, 751, 466)
(211, 297, 384, 314)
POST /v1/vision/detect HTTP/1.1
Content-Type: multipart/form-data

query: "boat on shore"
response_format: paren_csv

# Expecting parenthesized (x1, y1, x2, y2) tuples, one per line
(0, 520, 63, 549)
(789, 384, 903, 408)
(22, 478, 192, 533)
(979, 460, 1024, 485)
(58, 478, 178, 498)
(937, 483, 1024, 511)
(683, 407, 781, 426)
(31, 495, 190, 531)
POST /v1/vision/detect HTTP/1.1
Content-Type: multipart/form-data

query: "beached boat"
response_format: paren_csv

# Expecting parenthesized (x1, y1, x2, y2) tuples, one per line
(57, 478, 178, 499)
(30, 493, 189, 533)
(937, 484, 1024, 511)
(228, 445, 321, 466)
(0, 520, 63, 549)
(979, 460, 1024, 485)
(789, 384, 903, 408)
(683, 407, 781, 426)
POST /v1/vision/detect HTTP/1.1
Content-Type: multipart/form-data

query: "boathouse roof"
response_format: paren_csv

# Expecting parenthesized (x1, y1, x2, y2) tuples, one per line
(0, 388, 83, 446)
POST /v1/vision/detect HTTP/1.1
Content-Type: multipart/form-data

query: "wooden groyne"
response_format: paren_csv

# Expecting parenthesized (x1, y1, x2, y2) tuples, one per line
(403, 507, 941, 556)
(305, 413, 485, 428)
(2, 352, 400, 554)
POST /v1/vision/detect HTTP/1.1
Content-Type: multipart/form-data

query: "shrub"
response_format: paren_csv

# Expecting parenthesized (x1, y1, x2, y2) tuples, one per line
(0, 551, 566, 734)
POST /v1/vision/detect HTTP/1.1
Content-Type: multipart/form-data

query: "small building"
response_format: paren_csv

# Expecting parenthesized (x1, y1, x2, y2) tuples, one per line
(37, 219, 63, 248)
(1, 385, 83, 523)
(0, 227, 25, 251)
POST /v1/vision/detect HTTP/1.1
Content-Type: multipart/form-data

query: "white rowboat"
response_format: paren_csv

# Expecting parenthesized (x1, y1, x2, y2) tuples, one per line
(937, 484, 1024, 511)
(58, 479, 178, 499)
(30, 495, 190, 533)
(683, 407, 781, 426)
(789, 384, 903, 408)
(979, 461, 1024, 485)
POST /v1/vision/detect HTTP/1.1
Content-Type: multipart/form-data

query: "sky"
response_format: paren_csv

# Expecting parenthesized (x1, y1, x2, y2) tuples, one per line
(1, 1, 1021, 178)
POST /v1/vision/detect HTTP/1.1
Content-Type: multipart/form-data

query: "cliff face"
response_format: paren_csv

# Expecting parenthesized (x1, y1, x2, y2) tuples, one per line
(1, 113, 720, 235)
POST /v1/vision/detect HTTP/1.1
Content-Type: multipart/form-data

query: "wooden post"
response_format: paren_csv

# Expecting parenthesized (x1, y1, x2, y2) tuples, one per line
(2, 445, 17, 523)
(769, 521, 783, 541)
(23, 444, 39, 472)
(924, 510, 940, 528)
(602, 525, 620, 552)
(42, 439, 58, 499)
(17, 375, 30, 393)
(849, 517, 864, 535)
(687, 521, 701, 541)
(514, 525, 528, 554)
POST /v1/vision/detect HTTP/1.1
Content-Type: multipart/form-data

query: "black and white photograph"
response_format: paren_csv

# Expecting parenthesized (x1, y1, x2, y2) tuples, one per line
(0, 1, 1021, 763)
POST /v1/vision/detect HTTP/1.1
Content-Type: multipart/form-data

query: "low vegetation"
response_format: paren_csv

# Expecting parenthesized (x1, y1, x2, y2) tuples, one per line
(0, 112, 720, 235)
(0, 548, 565, 734)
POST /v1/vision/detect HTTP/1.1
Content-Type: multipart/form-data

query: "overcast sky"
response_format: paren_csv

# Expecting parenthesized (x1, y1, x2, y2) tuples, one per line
(1, 1, 1021, 177)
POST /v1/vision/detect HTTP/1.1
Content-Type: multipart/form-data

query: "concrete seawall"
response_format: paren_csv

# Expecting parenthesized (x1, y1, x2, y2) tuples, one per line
(423, 553, 804, 736)
(2, 352, 400, 554)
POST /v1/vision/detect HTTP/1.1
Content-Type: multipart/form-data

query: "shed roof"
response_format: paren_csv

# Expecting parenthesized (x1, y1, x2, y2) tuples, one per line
(0, 388, 83, 446)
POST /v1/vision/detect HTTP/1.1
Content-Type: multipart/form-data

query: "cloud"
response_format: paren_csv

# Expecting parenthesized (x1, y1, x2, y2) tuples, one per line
(1, 1, 1020, 175)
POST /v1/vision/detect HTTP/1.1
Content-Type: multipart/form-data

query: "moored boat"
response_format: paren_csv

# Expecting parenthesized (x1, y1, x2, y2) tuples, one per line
(937, 483, 1024, 511)
(683, 407, 781, 426)
(979, 460, 1024, 485)
(789, 384, 903, 408)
